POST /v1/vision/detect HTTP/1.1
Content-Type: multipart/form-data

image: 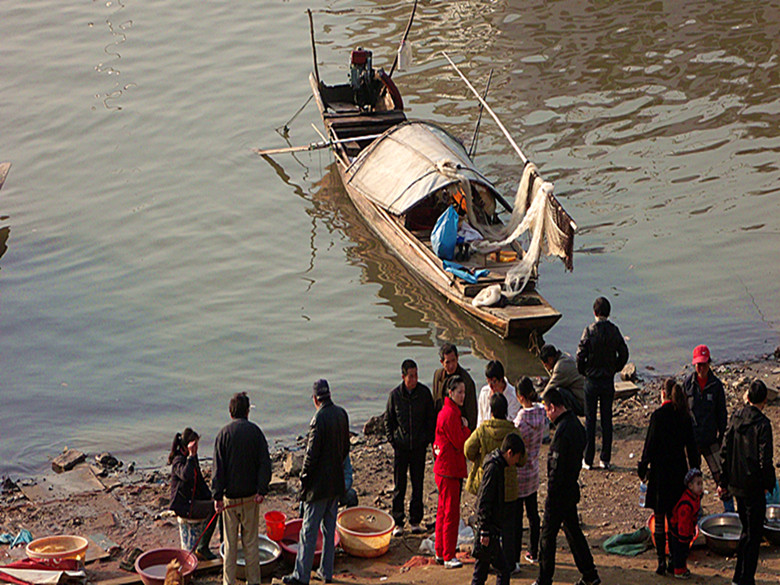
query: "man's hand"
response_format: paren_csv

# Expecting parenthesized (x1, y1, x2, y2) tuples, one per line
(716, 486, 725, 498)
(480, 535, 489, 547)
(254, 494, 265, 504)
(461, 416, 469, 428)
(214, 499, 224, 514)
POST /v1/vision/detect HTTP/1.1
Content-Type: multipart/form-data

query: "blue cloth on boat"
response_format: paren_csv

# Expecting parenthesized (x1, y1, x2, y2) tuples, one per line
(442, 260, 489, 284)
(431, 206, 458, 260)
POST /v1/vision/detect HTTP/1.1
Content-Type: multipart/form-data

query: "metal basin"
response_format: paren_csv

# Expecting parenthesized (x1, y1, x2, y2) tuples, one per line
(219, 535, 282, 579)
(765, 504, 780, 546)
(698, 513, 741, 555)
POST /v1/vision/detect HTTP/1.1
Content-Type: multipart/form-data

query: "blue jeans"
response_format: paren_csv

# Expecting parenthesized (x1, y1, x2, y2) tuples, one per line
(584, 376, 614, 465)
(292, 497, 339, 584)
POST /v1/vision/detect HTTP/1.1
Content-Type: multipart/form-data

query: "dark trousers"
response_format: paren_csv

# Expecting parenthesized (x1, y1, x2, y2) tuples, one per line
(471, 533, 510, 585)
(584, 376, 615, 465)
(537, 501, 598, 585)
(500, 499, 516, 568)
(653, 510, 667, 562)
(668, 531, 689, 574)
(392, 447, 427, 526)
(733, 494, 766, 585)
(515, 491, 540, 562)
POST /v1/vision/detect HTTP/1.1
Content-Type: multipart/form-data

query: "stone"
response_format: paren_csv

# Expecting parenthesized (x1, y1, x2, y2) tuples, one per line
(283, 451, 303, 477)
(269, 475, 287, 492)
(51, 449, 86, 473)
(362, 414, 386, 437)
(620, 363, 637, 381)
(95, 452, 120, 470)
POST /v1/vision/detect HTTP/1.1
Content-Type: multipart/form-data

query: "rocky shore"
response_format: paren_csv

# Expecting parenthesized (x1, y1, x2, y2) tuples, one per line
(2, 353, 779, 585)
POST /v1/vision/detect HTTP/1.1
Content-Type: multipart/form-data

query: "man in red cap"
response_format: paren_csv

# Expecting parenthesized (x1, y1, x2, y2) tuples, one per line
(682, 344, 734, 512)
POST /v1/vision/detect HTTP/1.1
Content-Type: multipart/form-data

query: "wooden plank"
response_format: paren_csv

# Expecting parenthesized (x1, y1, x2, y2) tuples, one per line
(97, 559, 222, 585)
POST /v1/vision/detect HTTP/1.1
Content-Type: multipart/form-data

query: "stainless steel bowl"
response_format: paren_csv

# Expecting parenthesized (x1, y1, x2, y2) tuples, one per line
(765, 504, 780, 546)
(698, 513, 742, 555)
(219, 535, 282, 578)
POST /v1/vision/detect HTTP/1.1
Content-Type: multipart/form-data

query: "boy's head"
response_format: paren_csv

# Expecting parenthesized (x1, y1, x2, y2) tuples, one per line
(685, 468, 704, 496)
(747, 379, 768, 406)
(500, 433, 525, 467)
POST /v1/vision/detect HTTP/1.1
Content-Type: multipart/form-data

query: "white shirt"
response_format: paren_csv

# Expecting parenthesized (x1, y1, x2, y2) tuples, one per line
(477, 379, 521, 426)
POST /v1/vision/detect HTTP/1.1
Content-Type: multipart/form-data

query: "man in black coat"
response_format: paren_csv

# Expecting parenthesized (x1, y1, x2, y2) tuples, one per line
(534, 388, 600, 585)
(284, 380, 350, 585)
(682, 343, 733, 511)
(719, 380, 776, 585)
(471, 434, 525, 585)
(212, 392, 272, 585)
(576, 296, 629, 470)
(385, 359, 435, 535)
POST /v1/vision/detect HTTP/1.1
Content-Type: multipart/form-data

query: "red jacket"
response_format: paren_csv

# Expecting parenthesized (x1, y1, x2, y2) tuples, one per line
(434, 397, 471, 478)
(669, 487, 701, 542)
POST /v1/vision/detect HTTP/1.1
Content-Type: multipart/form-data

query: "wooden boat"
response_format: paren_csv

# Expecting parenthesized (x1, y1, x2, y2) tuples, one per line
(303, 44, 576, 340)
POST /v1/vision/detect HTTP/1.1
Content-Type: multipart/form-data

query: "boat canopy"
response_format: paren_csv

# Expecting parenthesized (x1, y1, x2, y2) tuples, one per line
(345, 121, 494, 216)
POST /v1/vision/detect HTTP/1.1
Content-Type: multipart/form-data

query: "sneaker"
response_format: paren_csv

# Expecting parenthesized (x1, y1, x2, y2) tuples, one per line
(444, 558, 462, 569)
(574, 576, 602, 585)
(434, 556, 444, 565)
(282, 576, 307, 585)
(524, 552, 538, 564)
(410, 524, 425, 534)
(511, 562, 522, 575)
(314, 570, 332, 584)
(582, 460, 592, 470)
(655, 560, 666, 576)
(674, 569, 691, 580)
(392, 525, 403, 537)
(599, 461, 613, 471)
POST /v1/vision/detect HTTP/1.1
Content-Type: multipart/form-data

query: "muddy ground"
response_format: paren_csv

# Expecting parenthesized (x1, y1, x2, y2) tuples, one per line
(2, 355, 780, 585)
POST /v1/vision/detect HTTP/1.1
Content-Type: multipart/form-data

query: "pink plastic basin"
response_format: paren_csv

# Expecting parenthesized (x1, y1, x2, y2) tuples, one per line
(279, 518, 341, 565)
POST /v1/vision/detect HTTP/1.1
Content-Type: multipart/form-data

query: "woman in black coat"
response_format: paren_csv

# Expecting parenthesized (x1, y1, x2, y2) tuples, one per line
(638, 379, 700, 575)
(168, 428, 218, 560)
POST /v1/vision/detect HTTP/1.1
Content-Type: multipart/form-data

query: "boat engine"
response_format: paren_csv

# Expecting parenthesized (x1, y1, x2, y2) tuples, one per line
(349, 48, 376, 111)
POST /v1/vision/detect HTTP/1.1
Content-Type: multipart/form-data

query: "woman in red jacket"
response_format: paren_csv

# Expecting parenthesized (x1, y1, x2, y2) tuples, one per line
(433, 375, 472, 568)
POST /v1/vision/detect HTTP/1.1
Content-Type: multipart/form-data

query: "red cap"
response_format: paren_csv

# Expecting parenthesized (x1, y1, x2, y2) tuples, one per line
(692, 344, 710, 364)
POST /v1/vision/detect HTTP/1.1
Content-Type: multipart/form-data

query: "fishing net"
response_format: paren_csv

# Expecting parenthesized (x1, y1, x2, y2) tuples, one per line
(435, 160, 574, 294)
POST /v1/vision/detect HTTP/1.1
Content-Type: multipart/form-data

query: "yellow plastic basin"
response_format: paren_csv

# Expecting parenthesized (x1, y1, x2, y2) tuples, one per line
(336, 507, 394, 558)
(26, 535, 89, 563)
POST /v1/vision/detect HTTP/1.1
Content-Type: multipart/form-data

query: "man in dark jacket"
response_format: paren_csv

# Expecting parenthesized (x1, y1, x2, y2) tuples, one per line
(212, 392, 272, 585)
(284, 380, 350, 585)
(432, 343, 478, 431)
(535, 388, 600, 585)
(471, 434, 525, 585)
(385, 359, 435, 535)
(719, 380, 776, 585)
(576, 297, 629, 470)
(682, 343, 733, 511)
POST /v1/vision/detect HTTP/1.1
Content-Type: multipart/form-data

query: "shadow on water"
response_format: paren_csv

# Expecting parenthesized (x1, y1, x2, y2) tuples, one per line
(262, 155, 545, 380)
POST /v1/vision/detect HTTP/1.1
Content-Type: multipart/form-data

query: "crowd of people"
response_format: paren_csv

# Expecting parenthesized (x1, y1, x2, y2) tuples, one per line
(165, 296, 776, 585)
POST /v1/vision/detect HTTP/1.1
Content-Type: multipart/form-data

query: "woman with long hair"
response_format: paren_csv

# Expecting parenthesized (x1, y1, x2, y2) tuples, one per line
(638, 379, 700, 575)
(168, 428, 218, 560)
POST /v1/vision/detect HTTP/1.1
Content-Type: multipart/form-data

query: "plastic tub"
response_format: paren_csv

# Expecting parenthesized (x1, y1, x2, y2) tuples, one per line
(337, 507, 394, 558)
(134, 548, 198, 585)
(26, 535, 89, 564)
(265, 511, 287, 541)
(764, 504, 780, 545)
(279, 518, 340, 565)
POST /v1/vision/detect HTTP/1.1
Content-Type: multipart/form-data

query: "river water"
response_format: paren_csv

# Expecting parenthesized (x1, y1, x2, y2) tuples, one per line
(2, 0, 778, 476)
